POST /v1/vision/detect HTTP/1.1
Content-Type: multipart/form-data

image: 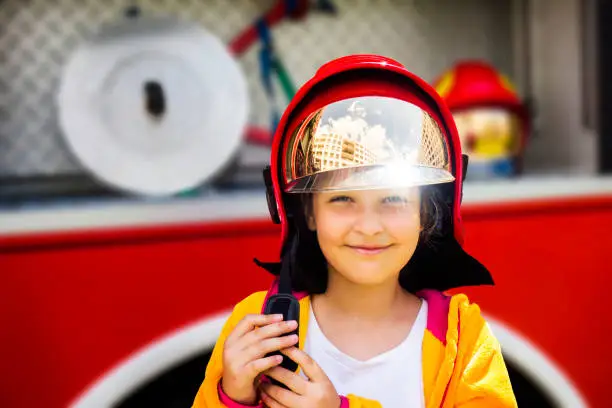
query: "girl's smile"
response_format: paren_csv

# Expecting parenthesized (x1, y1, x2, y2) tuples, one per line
(346, 244, 394, 256)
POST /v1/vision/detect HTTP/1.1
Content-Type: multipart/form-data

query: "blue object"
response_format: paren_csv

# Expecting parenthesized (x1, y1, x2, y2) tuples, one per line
(467, 158, 516, 181)
(256, 18, 281, 133)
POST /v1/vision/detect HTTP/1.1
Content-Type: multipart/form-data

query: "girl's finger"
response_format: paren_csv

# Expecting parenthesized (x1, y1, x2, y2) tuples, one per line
(264, 366, 308, 395)
(243, 334, 299, 361)
(280, 347, 326, 383)
(260, 389, 287, 408)
(244, 355, 284, 378)
(260, 383, 298, 408)
(226, 314, 283, 345)
(240, 320, 298, 349)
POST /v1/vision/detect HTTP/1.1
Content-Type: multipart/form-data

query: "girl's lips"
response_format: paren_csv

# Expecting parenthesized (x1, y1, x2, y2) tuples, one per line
(348, 245, 392, 255)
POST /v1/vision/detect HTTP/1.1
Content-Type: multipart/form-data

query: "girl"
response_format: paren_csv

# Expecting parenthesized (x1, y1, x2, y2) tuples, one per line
(192, 55, 517, 407)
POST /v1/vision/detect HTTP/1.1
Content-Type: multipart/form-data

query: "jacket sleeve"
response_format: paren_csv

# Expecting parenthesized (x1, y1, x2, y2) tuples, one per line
(192, 292, 267, 408)
(191, 310, 237, 408)
(454, 321, 518, 408)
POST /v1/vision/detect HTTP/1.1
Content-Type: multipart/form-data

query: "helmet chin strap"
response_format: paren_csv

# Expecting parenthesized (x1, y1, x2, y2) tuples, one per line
(277, 233, 296, 295)
(461, 153, 469, 202)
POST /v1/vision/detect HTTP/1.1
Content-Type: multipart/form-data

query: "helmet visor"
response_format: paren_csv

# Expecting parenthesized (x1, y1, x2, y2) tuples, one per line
(283, 96, 455, 193)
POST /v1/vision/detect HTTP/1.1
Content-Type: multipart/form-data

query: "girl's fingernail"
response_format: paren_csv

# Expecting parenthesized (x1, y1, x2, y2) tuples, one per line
(273, 314, 283, 320)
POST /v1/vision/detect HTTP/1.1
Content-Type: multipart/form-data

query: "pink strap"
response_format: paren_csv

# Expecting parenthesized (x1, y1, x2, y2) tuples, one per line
(217, 382, 263, 408)
(340, 395, 350, 407)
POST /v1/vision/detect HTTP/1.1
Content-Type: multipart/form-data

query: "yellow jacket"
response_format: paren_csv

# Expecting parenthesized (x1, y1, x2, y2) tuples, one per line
(193, 287, 517, 407)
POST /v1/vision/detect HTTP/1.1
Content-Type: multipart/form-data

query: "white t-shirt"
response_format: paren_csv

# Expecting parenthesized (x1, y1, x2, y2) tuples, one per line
(303, 300, 428, 408)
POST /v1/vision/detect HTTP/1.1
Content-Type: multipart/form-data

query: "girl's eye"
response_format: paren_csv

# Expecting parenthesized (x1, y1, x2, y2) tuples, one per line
(329, 195, 353, 203)
(382, 196, 408, 204)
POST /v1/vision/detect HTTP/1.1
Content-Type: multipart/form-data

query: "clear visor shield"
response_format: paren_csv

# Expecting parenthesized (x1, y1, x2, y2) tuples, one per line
(283, 96, 455, 192)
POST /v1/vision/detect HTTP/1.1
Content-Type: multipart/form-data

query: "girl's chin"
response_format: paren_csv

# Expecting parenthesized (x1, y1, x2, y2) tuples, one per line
(335, 265, 399, 286)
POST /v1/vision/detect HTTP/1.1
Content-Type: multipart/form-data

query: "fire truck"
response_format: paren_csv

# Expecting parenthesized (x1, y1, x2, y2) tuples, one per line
(1, 176, 611, 408)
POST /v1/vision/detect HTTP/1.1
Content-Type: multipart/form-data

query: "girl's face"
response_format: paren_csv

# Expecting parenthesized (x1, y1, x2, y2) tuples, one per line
(308, 188, 421, 286)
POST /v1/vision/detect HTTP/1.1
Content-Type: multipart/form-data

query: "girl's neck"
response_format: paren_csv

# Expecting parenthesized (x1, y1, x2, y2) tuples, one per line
(313, 268, 418, 323)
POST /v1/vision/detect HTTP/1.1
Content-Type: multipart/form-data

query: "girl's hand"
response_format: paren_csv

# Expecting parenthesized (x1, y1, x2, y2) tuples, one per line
(259, 347, 341, 408)
(221, 314, 300, 405)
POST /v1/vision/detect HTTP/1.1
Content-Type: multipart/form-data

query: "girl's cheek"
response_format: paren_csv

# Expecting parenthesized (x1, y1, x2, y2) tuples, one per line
(315, 211, 354, 234)
(382, 211, 421, 230)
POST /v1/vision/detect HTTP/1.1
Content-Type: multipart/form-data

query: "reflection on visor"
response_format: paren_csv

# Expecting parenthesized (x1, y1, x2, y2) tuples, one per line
(284, 97, 455, 192)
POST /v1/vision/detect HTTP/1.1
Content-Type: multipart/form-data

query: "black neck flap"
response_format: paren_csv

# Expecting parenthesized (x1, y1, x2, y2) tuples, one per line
(254, 237, 494, 294)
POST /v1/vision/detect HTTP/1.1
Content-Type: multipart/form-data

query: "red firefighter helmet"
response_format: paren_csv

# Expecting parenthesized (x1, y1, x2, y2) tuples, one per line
(261, 54, 493, 291)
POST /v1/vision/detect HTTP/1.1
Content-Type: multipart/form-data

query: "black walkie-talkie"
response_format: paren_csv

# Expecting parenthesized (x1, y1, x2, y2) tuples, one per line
(262, 236, 300, 389)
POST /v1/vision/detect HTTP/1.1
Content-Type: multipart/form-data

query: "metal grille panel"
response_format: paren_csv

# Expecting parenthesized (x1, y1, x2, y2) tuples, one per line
(0, 0, 513, 178)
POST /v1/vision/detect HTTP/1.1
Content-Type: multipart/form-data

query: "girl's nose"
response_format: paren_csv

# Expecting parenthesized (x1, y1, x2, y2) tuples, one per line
(352, 208, 385, 236)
